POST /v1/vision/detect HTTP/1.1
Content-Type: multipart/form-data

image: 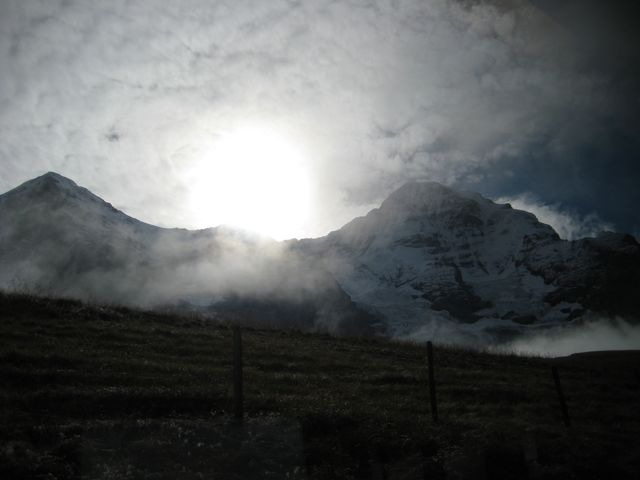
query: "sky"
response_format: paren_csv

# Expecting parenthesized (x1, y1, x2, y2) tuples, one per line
(1, 0, 639, 240)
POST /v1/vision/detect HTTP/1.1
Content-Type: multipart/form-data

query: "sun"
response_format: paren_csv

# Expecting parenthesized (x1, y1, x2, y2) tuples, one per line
(187, 126, 311, 240)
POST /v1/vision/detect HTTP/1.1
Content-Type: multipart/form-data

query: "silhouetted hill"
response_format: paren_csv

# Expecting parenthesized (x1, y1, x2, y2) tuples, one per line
(1, 292, 638, 479)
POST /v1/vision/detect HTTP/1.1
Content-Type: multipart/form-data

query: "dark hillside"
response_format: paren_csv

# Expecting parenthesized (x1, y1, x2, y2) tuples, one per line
(1, 292, 639, 479)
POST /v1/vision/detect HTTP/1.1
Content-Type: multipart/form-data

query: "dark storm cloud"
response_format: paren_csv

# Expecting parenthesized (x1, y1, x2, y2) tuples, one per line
(468, 0, 640, 237)
(466, 131, 640, 238)
(0, 0, 638, 238)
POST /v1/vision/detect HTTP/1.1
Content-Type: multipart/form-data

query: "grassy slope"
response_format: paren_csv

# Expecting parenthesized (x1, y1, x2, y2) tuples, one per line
(1, 292, 639, 479)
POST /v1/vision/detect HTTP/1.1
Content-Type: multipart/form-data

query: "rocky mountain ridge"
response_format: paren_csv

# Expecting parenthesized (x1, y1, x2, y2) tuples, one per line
(0, 172, 374, 335)
(294, 181, 640, 341)
(1, 173, 638, 343)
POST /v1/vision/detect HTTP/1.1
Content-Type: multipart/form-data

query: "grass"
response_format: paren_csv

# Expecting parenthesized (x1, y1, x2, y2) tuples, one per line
(1, 291, 639, 479)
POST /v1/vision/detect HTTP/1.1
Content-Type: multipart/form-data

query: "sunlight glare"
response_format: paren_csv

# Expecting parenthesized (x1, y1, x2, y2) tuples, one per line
(188, 127, 311, 240)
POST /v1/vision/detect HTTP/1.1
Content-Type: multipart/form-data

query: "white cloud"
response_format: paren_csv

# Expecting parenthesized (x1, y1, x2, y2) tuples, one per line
(495, 193, 614, 240)
(498, 318, 640, 357)
(0, 0, 622, 237)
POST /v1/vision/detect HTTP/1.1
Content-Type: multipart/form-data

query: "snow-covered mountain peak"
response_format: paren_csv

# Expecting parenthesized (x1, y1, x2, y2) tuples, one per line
(326, 181, 558, 251)
(295, 181, 617, 336)
(378, 181, 550, 232)
(2, 172, 638, 344)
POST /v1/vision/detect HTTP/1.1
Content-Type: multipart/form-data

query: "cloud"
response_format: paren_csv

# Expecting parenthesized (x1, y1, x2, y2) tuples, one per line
(403, 314, 640, 357)
(495, 193, 614, 240)
(0, 0, 638, 238)
(498, 318, 640, 357)
(0, 179, 373, 334)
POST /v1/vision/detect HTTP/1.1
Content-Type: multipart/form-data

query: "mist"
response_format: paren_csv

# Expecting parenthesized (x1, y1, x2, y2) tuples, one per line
(495, 193, 614, 240)
(1, 227, 371, 335)
(399, 313, 640, 357)
(496, 318, 640, 357)
(0, 174, 376, 336)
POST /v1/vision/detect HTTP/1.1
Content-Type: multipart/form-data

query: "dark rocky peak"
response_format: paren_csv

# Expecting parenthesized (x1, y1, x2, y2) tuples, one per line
(584, 231, 640, 253)
(0, 171, 99, 207)
(381, 181, 461, 209)
(7, 171, 78, 195)
(31, 171, 77, 186)
(0, 172, 154, 233)
(378, 181, 491, 221)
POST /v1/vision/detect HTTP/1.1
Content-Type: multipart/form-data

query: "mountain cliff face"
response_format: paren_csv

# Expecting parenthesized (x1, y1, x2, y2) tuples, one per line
(1, 173, 638, 343)
(294, 181, 640, 340)
(0, 172, 375, 335)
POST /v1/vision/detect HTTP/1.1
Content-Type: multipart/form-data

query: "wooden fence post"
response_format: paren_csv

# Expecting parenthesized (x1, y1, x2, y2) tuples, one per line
(551, 366, 570, 428)
(427, 341, 438, 422)
(233, 326, 244, 422)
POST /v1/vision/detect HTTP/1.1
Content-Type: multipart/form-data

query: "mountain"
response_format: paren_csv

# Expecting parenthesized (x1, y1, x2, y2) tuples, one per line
(1, 173, 638, 344)
(293, 181, 640, 342)
(0, 172, 376, 335)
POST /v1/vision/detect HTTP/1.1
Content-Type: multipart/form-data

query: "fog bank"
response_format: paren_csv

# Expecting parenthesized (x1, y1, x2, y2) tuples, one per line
(496, 318, 640, 357)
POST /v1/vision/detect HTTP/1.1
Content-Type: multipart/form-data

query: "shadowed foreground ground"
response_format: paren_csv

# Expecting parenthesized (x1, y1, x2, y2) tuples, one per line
(1, 292, 639, 479)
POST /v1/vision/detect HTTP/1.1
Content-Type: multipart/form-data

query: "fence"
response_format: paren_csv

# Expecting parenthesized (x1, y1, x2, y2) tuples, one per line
(230, 327, 588, 430)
